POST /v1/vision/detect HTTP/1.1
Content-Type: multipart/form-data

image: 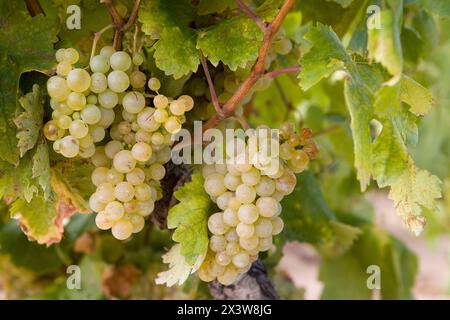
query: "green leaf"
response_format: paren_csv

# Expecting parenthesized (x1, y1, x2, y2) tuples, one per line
(417, 0, 450, 18)
(194, 0, 236, 15)
(153, 26, 199, 79)
(367, 3, 403, 82)
(167, 173, 211, 265)
(32, 138, 52, 200)
(155, 244, 195, 287)
(139, 0, 199, 78)
(388, 162, 442, 236)
(9, 194, 61, 245)
(281, 171, 336, 244)
(14, 85, 44, 158)
(0, 2, 58, 164)
(197, 17, 263, 71)
(400, 75, 435, 116)
(0, 219, 62, 274)
(299, 24, 349, 91)
(320, 226, 418, 299)
(0, 156, 39, 203)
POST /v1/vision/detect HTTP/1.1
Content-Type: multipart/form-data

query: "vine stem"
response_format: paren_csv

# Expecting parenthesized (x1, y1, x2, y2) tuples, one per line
(236, 0, 266, 32)
(265, 66, 302, 78)
(25, 0, 44, 16)
(202, 0, 296, 132)
(200, 53, 223, 117)
(101, 0, 142, 50)
(90, 24, 114, 59)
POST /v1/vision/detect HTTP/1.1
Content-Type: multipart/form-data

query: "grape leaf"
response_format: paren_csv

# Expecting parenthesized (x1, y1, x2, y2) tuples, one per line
(400, 75, 435, 116)
(139, 0, 199, 78)
(155, 244, 194, 287)
(367, 2, 403, 83)
(300, 24, 373, 190)
(417, 0, 450, 18)
(0, 1, 58, 164)
(167, 173, 210, 265)
(0, 220, 62, 274)
(0, 156, 39, 203)
(197, 17, 263, 71)
(388, 162, 442, 236)
(281, 171, 336, 244)
(153, 26, 199, 79)
(32, 138, 53, 200)
(14, 85, 44, 158)
(194, 0, 236, 15)
(9, 194, 61, 245)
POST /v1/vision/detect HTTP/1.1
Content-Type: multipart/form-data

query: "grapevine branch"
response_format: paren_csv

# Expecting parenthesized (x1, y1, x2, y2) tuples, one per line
(236, 0, 266, 32)
(265, 66, 302, 78)
(203, 0, 296, 132)
(25, 0, 44, 16)
(200, 54, 223, 117)
(101, 0, 141, 50)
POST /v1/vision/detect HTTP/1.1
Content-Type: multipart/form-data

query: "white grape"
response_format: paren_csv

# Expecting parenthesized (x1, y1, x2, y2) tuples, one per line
(100, 46, 115, 58)
(113, 150, 136, 173)
(204, 173, 226, 197)
(107, 70, 130, 93)
(105, 140, 124, 159)
(47, 76, 71, 101)
(122, 91, 146, 114)
(126, 168, 145, 185)
(256, 197, 280, 218)
(131, 142, 152, 162)
(81, 105, 101, 124)
(90, 72, 108, 93)
(90, 55, 110, 73)
(208, 212, 229, 235)
(153, 95, 168, 108)
(67, 92, 86, 111)
(237, 204, 259, 224)
(96, 182, 116, 203)
(69, 119, 89, 139)
(148, 163, 165, 181)
(59, 135, 79, 158)
(90, 126, 106, 142)
(67, 68, 91, 92)
(235, 184, 256, 204)
(98, 89, 119, 109)
(95, 211, 113, 230)
(115, 181, 135, 202)
(110, 51, 132, 71)
(91, 167, 109, 186)
(105, 201, 125, 221)
(210, 235, 227, 252)
(111, 220, 133, 240)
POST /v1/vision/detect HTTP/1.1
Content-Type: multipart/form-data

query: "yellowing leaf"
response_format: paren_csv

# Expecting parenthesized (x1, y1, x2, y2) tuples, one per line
(155, 244, 203, 287)
(14, 84, 44, 157)
(400, 75, 435, 116)
(389, 162, 441, 236)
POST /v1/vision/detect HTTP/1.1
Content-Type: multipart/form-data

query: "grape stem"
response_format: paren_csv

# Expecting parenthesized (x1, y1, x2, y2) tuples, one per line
(236, 0, 266, 32)
(90, 24, 114, 59)
(101, 0, 142, 50)
(265, 66, 302, 78)
(203, 0, 296, 132)
(200, 53, 223, 117)
(25, 0, 44, 16)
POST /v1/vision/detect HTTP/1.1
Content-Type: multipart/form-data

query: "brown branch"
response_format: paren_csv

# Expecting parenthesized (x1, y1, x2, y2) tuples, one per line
(265, 66, 301, 78)
(202, 0, 296, 132)
(25, 0, 44, 16)
(200, 54, 223, 117)
(236, 0, 266, 32)
(101, 0, 141, 50)
(123, 0, 142, 31)
(101, 0, 125, 27)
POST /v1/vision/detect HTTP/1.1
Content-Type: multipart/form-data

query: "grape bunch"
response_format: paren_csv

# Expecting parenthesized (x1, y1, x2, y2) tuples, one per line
(197, 124, 317, 285)
(44, 46, 194, 240)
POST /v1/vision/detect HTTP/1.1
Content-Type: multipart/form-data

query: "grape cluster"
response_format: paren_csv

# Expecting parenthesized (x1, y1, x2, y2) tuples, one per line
(44, 46, 194, 240)
(197, 124, 317, 285)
